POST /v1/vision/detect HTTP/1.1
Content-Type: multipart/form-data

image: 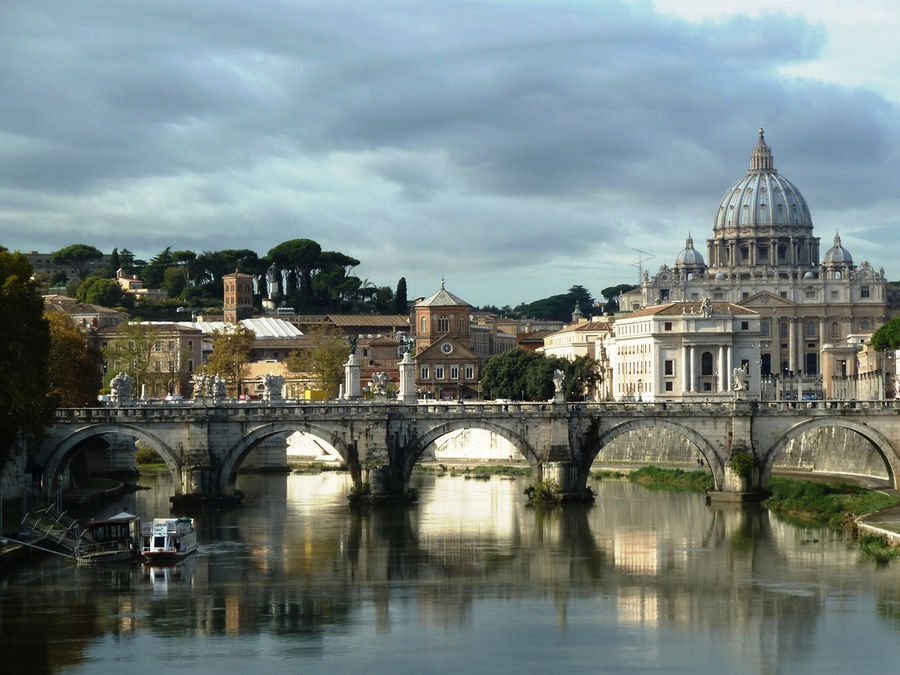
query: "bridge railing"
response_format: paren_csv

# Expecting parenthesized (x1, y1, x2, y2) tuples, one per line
(54, 397, 900, 422)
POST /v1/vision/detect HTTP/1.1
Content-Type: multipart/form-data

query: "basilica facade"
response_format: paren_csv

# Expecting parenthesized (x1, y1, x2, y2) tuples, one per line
(619, 130, 890, 396)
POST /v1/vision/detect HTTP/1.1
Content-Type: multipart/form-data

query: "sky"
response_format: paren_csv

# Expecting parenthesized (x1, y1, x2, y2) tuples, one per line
(1, 0, 899, 308)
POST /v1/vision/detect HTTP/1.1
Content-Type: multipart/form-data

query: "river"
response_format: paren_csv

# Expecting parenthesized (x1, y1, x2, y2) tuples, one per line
(3, 469, 900, 674)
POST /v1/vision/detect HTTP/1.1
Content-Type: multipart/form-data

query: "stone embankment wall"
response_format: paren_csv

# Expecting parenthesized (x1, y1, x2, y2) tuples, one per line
(590, 427, 889, 479)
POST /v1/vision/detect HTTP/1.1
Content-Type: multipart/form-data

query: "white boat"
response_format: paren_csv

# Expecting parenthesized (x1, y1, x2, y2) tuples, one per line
(141, 517, 197, 561)
(75, 511, 141, 564)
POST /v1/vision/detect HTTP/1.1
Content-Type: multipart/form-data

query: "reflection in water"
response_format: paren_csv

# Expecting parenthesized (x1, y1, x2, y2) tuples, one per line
(2, 471, 900, 673)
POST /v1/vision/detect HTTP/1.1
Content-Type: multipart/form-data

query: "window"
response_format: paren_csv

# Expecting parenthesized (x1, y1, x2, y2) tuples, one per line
(664, 360, 673, 376)
(805, 291, 815, 299)
(861, 286, 870, 298)
(713, 292, 723, 300)
(450, 366, 459, 380)
(420, 366, 430, 379)
(761, 321, 770, 337)
(831, 290, 839, 299)
(831, 321, 839, 338)
(780, 322, 788, 338)
(420, 317, 427, 332)
(435, 366, 444, 379)
(701, 352, 713, 376)
(665, 381, 673, 392)
(465, 365, 474, 379)
(188, 359, 194, 373)
(806, 321, 815, 337)
(780, 291, 787, 298)
(188, 340, 193, 349)
(742, 292, 749, 300)
(741, 321, 749, 330)
(437, 316, 449, 332)
(660, 289, 669, 300)
(664, 322, 672, 331)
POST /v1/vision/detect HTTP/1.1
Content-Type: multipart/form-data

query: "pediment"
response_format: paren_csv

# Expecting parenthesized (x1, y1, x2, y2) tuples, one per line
(739, 291, 796, 308)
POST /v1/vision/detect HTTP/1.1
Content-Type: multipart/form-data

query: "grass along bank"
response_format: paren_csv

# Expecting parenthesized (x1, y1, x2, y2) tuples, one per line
(623, 465, 714, 493)
(763, 476, 900, 527)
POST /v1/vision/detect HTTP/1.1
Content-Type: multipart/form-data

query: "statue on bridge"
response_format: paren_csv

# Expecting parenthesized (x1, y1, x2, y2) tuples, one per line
(263, 373, 284, 401)
(732, 365, 747, 392)
(109, 372, 134, 406)
(372, 371, 389, 396)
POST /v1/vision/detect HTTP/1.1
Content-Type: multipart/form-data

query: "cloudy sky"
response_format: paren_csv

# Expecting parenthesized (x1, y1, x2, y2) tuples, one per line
(1, 0, 899, 307)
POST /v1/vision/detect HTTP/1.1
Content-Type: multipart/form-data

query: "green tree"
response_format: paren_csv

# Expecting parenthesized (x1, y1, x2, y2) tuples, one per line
(285, 324, 349, 397)
(203, 324, 255, 397)
(50, 243, 103, 281)
(77, 276, 125, 307)
(872, 316, 900, 351)
(600, 283, 638, 314)
(102, 322, 162, 395)
(480, 348, 598, 402)
(514, 285, 597, 322)
(268, 238, 322, 301)
(0, 247, 52, 471)
(394, 277, 408, 314)
(46, 311, 102, 406)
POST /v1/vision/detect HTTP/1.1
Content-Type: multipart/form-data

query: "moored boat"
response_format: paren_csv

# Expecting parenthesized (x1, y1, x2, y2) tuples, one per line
(141, 517, 197, 561)
(75, 511, 141, 564)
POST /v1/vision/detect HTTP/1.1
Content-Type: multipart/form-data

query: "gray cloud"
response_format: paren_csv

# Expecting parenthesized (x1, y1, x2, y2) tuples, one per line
(1, 1, 898, 305)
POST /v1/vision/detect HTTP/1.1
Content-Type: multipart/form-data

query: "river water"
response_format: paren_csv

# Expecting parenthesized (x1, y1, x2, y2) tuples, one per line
(3, 470, 900, 674)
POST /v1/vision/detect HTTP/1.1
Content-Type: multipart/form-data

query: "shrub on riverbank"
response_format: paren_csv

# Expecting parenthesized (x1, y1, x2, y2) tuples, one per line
(628, 466, 713, 493)
(763, 477, 900, 529)
(524, 479, 562, 505)
(858, 533, 900, 563)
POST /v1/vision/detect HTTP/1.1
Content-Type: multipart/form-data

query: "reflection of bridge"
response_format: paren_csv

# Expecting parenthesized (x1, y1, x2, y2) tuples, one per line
(38, 400, 900, 502)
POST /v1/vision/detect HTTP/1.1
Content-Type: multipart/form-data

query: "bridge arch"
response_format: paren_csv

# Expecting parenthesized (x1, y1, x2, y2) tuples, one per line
(42, 423, 183, 495)
(407, 419, 537, 474)
(219, 421, 352, 494)
(593, 418, 725, 490)
(760, 418, 900, 489)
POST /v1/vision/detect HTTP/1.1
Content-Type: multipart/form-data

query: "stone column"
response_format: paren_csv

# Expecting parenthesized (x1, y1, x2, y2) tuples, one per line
(681, 344, 689, 393)
(788, 319, 797, 372)
(726, 346, 733, 391)
(690, 346, 699, 393)
(398, 351, 417, 404)
(344, 354, 362, 399)
(718, 345, 726, 392)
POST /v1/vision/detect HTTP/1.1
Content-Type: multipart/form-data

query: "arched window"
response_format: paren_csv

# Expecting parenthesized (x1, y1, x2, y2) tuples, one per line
(420, 317, 427, 333)
(701, 352, 714, 376)
(437, 315, 449, 332)
(806, 321, 816, 337)
(831, 322, 839, 339)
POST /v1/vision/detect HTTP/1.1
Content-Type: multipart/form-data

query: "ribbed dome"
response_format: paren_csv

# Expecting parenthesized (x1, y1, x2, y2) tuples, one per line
(823, 233, 853, 265)
(714, 129, 812, 232)
(674, 235, 705, 268)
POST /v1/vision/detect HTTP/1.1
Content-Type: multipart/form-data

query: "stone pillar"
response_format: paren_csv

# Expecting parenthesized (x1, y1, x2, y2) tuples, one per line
(726, 345, 733, 390)
(542, 462, 590, 501)
(398, 351, 417, 404)
(681, 345, 689, 393)
(718, 346, 726, 392)
(788, 319, 797, 372)
(344, 354, 362, 399)
(690, 346, 699, 393)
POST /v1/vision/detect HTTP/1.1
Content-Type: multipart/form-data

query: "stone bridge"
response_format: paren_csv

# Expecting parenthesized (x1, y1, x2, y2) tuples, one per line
(36, 399, 900, 504)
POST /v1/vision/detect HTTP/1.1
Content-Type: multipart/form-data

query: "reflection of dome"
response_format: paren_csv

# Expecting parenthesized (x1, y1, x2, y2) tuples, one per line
(674, 234, 705, 268)
(714, 129, 812, 232)
(823, 233, 853, 265)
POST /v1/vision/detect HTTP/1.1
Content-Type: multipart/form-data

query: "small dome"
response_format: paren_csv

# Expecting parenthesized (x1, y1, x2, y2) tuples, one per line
(803, 270, 815, 279)
(715, 272, 726, 280)
(823, 233, 853, 265)
(675, 234, 705, 268)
